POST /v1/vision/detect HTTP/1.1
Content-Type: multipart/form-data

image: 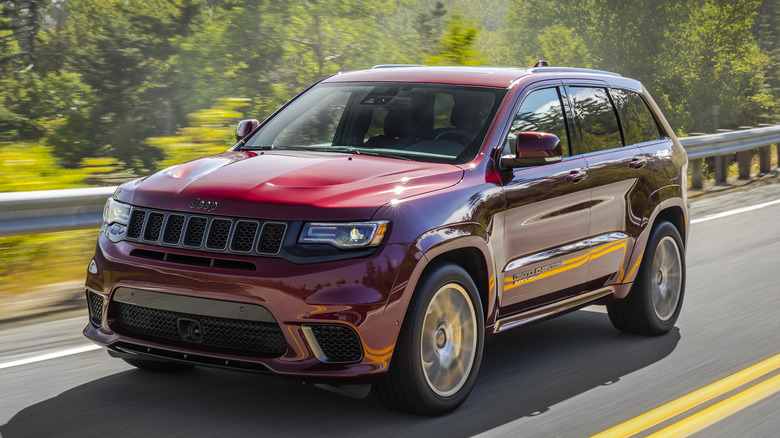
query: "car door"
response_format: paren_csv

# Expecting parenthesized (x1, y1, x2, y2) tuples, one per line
(499, 84, 593, 313)
(565, 84, 657, 287)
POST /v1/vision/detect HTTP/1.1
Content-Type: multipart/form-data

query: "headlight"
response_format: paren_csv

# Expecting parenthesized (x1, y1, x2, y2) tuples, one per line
(103, 198, 130, 243)
(299, 221, 389, 249)
(103, 198, 130, 225)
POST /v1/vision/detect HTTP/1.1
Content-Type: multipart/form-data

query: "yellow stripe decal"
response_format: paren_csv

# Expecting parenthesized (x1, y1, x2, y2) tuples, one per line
(623, 254, 644, 283)
(504, 239, 627, 291)
(590, 353, 780, 438)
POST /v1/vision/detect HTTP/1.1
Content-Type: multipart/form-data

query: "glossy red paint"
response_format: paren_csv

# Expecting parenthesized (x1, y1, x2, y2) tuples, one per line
(122, 151, 464, 221)
(516, 132, 562, 158)
(84, 66, 688, 414)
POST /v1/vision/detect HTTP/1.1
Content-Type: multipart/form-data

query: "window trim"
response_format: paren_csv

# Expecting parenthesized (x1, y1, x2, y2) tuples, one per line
(563, 82, 625, 155)
(499, 82, 574, 161)
(609, 87, 668, 145)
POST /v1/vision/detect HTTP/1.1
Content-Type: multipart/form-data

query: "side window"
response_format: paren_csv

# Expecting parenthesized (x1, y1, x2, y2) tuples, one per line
(507, 87, 570, 157)
(611, 89, 662, 145)
(569, 86, 622, 153)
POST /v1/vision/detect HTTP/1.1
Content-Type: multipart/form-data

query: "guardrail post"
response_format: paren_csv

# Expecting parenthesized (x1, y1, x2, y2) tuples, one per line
(737, 150, 752, 179)
(690, 158, 703, 189)
(759, 146, 771, 173)
(715, 155, 728, 184)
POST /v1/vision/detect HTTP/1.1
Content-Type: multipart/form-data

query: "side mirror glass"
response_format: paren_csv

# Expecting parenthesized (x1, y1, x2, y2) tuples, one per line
(501, 131, 563, 168)
(235, 119, 260, 141)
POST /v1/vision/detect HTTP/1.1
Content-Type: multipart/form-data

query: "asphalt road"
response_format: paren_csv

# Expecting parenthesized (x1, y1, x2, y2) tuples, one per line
(2, 183, 780, 438)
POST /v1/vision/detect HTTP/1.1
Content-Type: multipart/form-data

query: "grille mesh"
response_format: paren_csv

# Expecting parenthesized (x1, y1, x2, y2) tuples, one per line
(310, 325, 363, 363)
(183, 217, 207, 247)
(125, 207, 287, 256)
(232, 221, 258, 252)
(259, 223, 286, 254)
(207, 219, 231, 250)
(127, 210, 146, 239)
(163, 215, 184, 244)
(87, 291, 104, 326)
(144, 212, 164, 241)
(116, 302, 287, 356)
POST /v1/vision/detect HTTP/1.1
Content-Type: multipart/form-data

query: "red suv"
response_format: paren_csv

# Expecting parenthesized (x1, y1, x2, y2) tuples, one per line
(85, 65, 688, 415)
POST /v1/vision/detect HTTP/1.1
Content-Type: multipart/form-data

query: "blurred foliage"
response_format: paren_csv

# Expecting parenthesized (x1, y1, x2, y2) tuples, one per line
(1, 0, 774, 175)
(0, 142, 119, 191)
(149, 97, 250, 168)
(425, 11, 485, 66)
(497, 0, 777, 134)
(0, 0, 778, 297)
(0, 229, 97, 295)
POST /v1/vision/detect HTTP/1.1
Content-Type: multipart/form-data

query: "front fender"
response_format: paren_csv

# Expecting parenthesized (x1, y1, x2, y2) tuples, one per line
(381, 222, 497, 344)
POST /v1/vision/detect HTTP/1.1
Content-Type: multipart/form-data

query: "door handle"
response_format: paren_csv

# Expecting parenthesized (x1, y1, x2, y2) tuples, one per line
(566, 170, 588, 183)
(629, 157, 648, 169)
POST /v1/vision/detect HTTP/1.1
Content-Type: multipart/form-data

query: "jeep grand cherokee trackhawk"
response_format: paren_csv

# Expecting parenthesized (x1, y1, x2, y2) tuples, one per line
(85, 65, 688, 415)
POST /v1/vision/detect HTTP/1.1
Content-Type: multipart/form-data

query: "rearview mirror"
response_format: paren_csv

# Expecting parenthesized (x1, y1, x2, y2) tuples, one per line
(235, 119, 260, 141)
(501, 132, 562, 168)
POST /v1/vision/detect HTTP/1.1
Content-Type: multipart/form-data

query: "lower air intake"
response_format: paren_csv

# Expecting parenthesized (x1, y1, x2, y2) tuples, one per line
(116, 303, 287, 357)
(87, 291, 104, 326)
(308, 324, 364, 363)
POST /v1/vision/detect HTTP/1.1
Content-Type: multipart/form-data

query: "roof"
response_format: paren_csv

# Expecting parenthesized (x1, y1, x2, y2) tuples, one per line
(323, 66, 532, 88)
(322, 65, 628, 89)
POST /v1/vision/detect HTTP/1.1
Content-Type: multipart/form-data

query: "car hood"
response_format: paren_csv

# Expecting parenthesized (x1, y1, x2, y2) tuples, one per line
(117, 150, 464, 220)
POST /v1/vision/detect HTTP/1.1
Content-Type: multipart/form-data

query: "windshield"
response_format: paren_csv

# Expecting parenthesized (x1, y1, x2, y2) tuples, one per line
(243, 82, 506, 164)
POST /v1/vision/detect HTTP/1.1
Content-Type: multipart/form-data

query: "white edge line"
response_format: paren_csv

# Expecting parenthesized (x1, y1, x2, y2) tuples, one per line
(0, 344, 102, 370)
(691, 198, 780, 224)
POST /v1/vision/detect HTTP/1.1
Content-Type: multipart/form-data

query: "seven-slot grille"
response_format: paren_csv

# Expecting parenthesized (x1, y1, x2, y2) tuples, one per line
(126, 207, 287, 256)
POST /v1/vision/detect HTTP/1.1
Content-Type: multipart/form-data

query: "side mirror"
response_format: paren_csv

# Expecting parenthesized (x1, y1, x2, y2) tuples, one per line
(235, 119, 259, 141)
(501, 131, 563, 168)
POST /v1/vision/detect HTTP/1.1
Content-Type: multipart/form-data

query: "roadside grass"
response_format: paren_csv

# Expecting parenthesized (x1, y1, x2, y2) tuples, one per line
(0, 229, 98, 296)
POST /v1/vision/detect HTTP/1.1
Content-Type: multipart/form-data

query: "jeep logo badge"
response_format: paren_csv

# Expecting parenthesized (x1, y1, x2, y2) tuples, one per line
(190, 198, 218, 212)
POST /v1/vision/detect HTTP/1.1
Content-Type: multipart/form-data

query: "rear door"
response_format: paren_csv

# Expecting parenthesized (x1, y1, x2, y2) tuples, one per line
(565, 84, 657, 287)
(499, 84, 593, 312)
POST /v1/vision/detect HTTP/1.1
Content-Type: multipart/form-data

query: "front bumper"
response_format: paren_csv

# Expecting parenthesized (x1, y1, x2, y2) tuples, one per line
(84, 232, 414, 381)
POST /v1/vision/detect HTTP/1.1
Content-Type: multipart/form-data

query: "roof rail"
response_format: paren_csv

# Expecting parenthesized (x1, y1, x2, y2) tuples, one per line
(370, 64, 427, 69)
(529, 66, 622, 77)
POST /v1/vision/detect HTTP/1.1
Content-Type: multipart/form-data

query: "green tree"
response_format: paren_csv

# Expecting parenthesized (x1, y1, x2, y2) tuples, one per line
(40, 0, 200, 170)
(657, 0, 773, 132)
(524, 25, 591, 68)
(425, 12, 485, 65)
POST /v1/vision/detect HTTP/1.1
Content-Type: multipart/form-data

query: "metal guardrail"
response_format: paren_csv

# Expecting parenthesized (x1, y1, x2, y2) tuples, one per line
(0, 187, 116, 237)
(679, 125, 780, 188)
(0, 125, 778, 237)
(679, 125, 780, 159)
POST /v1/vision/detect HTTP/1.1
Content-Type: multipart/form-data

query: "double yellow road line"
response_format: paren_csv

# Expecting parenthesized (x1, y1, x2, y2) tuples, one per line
(592, 353, 780, 437)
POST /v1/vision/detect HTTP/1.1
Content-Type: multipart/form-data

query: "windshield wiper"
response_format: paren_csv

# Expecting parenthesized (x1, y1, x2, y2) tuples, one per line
(241, 144, 274, 150)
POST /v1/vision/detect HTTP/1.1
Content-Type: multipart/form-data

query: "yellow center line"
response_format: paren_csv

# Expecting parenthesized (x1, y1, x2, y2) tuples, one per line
(590, 353, 780, 438)
(647, 373, 780, 438)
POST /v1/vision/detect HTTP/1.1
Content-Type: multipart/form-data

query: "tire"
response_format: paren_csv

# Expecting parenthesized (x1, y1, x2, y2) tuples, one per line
(123, 358, 195, 372)
(608, 220, 685, 335)
(375, 261, 484, 415)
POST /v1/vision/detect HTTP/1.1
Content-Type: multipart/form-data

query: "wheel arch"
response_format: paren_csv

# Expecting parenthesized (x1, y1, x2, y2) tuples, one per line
(383, 224, 497, 335)
(615, 186, 688, 299)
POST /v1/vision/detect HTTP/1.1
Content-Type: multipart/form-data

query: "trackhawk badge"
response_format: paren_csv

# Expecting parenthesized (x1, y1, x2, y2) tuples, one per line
(190, 198, 218, 212)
